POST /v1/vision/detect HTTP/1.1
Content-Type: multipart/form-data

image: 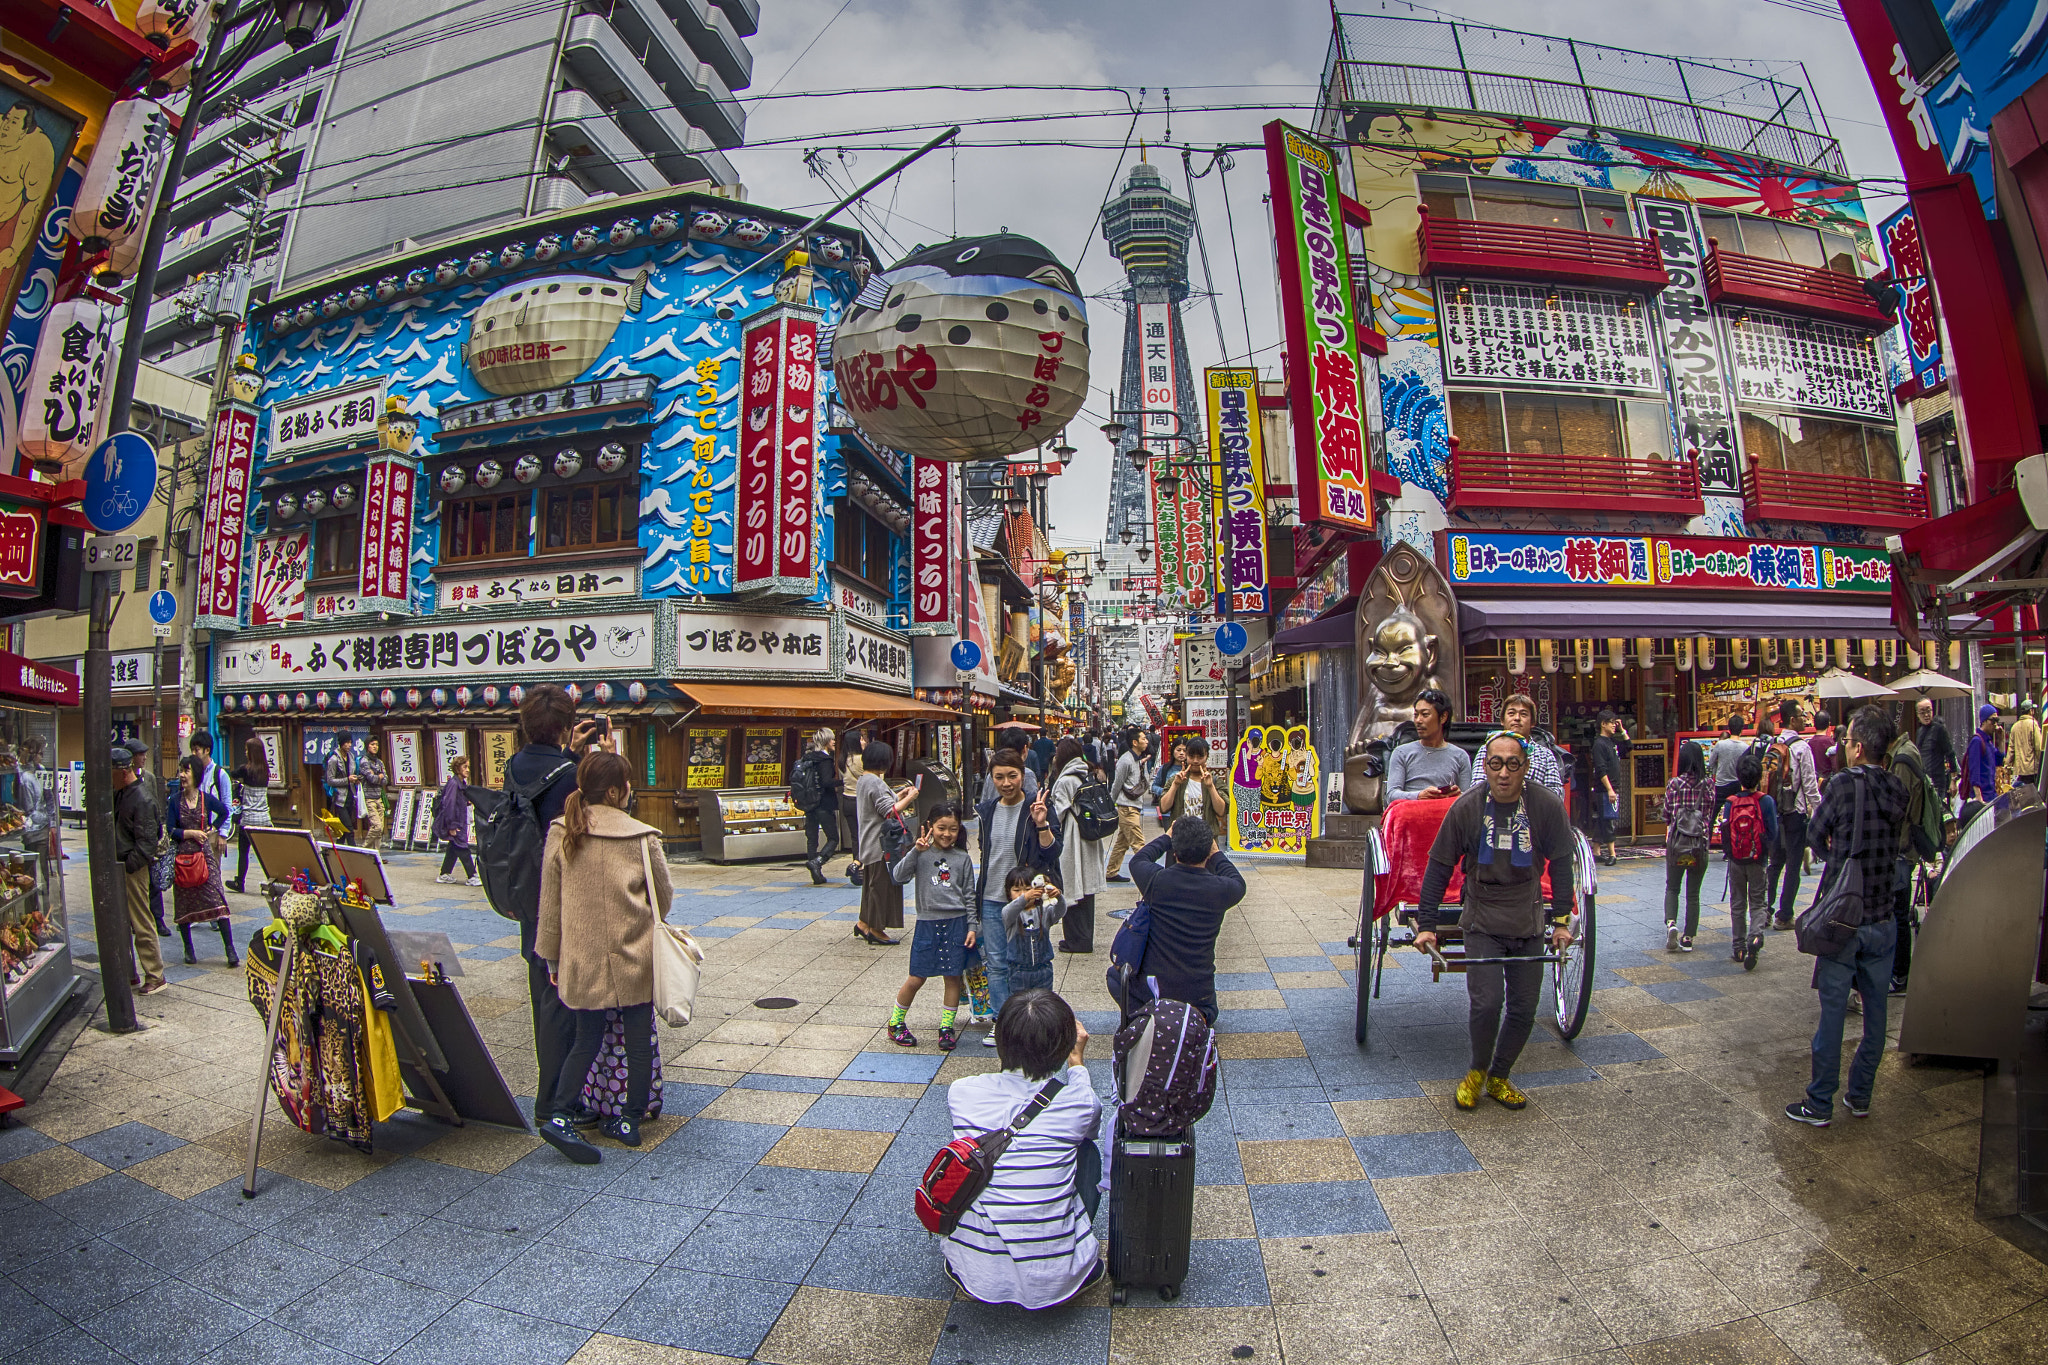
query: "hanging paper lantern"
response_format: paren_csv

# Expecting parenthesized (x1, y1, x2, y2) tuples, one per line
(594, 442, 629, 474)
(336, 690, 353, 710)
(831, 234, 1090, 460)
(508, 685, 526, 707)
(592, 682, 613, 705)
(1882, 640, 1897, 668)
(289, 692, 306, 711)
(572, 224, 604, 252)
(332, 481, 358, 510)
(725, 218, 769, 247)
(565, 683, 582, 705)
(689, 211, 730, 239)
(133, 0, 210, 48)
(1572, 639, 1594, 673)
(482, 685, 500, 708)
(552, 448, 583, 479)
(1675, 637, 1694, 671)
(1731, 638, 1749, 670)
(626, 682, 646, 704)
(1904, 642, 1920, 669)
(20, 298, 118, 477)
(455, 686, 473, 708)
(1606, 639, 1624, 671)
(1538, 640, 1558, 674)
(429, 688, 449, 709)
(1949, 640, 1964, 670)
(513, 452, 542, 484)
(1698, 637, 1716, 671)
(1636, 638, 1654, 669)
(357, 690, 374, 710)
(474, 459, 503, 490)
(1810, 639, 1829, 669)
(1860, 639, 1877, 668)
(380, 689, 397, 708)
(374, 275, 402, 302)
(648, 209, 681, 240)
(301, 487, 327, 515)
(1504, 639, 1525, 675)
(312, 691, 329, 710)
(406, 688, 422, 708)
(1790, 638, 1806, 669)
(72, 97, 172, 252)
(1762, 638, 1779, 668)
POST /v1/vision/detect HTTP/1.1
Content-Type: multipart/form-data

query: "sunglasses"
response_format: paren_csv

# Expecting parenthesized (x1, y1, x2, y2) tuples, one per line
(1483, 755, 1527, 772)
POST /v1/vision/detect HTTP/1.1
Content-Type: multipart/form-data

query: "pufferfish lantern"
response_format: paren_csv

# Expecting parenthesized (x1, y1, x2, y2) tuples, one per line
(830, 233, 1089, 461)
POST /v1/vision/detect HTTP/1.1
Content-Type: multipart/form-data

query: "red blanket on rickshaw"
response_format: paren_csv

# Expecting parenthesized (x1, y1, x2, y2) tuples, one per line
(1371, 795, 1555, 921)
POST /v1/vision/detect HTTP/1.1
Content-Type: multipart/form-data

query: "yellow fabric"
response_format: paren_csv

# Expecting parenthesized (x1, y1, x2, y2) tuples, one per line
(358, 974, 403, 1124)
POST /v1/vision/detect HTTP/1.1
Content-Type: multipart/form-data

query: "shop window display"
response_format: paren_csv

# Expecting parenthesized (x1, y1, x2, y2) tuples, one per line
(1449, 389, 1670, 461)
(314, 511, 362, 580)
(0, 702, 69, 1061)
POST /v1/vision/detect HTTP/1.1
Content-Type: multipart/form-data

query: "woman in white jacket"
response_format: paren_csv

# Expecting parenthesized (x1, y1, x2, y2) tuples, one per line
(1046, 737, 1106, 953)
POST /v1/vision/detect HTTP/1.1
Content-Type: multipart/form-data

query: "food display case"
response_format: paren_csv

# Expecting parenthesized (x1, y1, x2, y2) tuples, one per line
(0, 660, 77, 1062)
(698, 787, 809, 863)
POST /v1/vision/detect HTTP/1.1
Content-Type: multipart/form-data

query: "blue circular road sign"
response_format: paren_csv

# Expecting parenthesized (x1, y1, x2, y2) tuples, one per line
(1214, 622, 1249, 657)
(83, 432, 158, 534)
(147, 590, 177, 625)
(950, 640, 983, 671)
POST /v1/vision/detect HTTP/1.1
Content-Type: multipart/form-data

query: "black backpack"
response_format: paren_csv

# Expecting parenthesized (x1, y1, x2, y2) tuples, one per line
(471, 758, 575, 924)
(1071, 778, 1119, 841)
(790, 753, 826, 811)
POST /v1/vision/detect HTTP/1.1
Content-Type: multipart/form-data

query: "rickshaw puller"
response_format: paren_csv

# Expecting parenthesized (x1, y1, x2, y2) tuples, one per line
(1413, 731, 1577, 1113)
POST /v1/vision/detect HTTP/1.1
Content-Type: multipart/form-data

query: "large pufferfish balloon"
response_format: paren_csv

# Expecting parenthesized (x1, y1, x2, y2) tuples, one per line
(830, 233, 1088, 461)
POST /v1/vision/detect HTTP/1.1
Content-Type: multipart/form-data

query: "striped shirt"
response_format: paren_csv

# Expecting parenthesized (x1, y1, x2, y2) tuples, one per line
(943, 1066, 1102, 1309)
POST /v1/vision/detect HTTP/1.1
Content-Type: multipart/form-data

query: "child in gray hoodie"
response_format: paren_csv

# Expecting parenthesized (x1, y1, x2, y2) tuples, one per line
(888, 803, 975, 1051)
(1001, 866, 1066, 994)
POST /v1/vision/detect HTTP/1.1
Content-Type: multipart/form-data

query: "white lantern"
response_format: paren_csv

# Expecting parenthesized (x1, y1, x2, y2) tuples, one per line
(1636, 638, 1654, 669)
(1607, 638, 1624, 671)
(1675, 637, 1694, 671)
(1762, 638, 1779, 668)
(1790, 638, 1805, 669)
(1949, 640, 1964, 670)
(1882, 639, 1897, 667)
(830, 233, 1090, 460)
(133, 0, 209, 47)
(98, 146, 171, 282)
(1505, 638, 1525, 674)
(1835, 639, 1852, 669)
(1539, 640, 1558, 674)
(1905, 642, 1921, 669)
(1731, 638, 1749, 669)
(1573, 638, 1594, 673)
(1861, 639, 1877, 668)
(1810, 639, 1829, 669)
(19, 299, 117, 477)
(72, 98, 172, 253)
(1698, 636, 1716, 671)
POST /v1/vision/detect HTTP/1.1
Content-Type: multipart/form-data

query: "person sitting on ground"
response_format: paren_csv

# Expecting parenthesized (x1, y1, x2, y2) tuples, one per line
(1157, 734, 1228, 832)
(1387, 688, 1464, 802)
(887, 803, 976, 1052)
(1717, 752, 1778, 968)
(1002, 865, 1065, 996)
(1128, 815, 1247, 1022)
(1413, 731, 1576, 1113)
(942, 989, 1103, 1310)
(1471, 692, 1563, 799)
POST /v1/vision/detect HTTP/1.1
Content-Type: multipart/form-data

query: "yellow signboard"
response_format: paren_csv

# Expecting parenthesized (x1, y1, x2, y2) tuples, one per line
(686, 728, 729, 789)
(741, 728, 784, 787)
(480, 729, 517, 788)
(1226, 724, 1321, 856)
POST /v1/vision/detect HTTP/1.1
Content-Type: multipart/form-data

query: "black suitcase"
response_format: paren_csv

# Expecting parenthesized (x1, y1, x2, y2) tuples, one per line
(1107, 1118, 1195, 1303)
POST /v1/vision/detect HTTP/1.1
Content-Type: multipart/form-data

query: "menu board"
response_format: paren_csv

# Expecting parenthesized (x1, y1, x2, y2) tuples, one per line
(480, 729, 517, 789)
(687, 728, 729, 789)
(1437, 279, 1659, 393)
(1724, 309, 1890, 420)
(741, 728, 783, 787)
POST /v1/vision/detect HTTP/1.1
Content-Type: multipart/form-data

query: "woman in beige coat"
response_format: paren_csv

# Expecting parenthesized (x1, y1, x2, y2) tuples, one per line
(535, 751, 672, 1160)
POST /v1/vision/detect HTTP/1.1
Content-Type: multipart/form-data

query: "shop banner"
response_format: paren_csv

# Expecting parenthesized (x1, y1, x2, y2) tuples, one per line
(254, 730, 286, 788)
(844, 618, 912, 693)
(1154, 455, 1211, 611)
(741, 728, 783, 786)
(357, 454, 414, 613)
(432, 729, 467, 784)
(0, 500, 41, 596)
(1264, 119, 1374, 533)
(1444, 530, 1891, 593)
(1635, 199, 1741, 498)
(1438, 279, 1660, 394)
(386, 730, 423, 786)
(1135, 297, 1183, 451)
(250, 529, 309, 627)
(480, 729, 516, 788)
(309, 588, 361, 620)
(687, 728, 729, 788)
(270, 377, 384, 462)
(1227, 724, 1321, 856)
(1725, 310, 1889, 421)
(1068, 593, 1086, 671)
(1879, 206, 1944, 391)
(216, 609, 658, 688)
(194, 402, 259, 631)
(1207, 368, 1268, 614)
(909, 456, 954, 634)
(677, 610, 828, 677)
(736, 304, 821, 594)
(439, 563, 633, 609)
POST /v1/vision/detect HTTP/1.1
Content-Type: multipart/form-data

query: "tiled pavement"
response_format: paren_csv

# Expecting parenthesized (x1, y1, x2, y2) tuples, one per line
(0, 839, 2034, 1364)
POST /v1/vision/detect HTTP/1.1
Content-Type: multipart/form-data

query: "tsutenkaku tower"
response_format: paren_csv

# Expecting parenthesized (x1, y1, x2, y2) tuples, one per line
(1101, 158, 1201, 567)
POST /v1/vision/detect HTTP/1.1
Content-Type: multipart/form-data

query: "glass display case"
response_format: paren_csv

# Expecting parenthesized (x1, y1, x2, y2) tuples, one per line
(0, 684, 73, 1062)
(697, 788, 809, 863)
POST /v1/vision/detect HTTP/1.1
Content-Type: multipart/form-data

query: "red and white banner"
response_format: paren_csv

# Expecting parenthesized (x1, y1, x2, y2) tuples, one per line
(738, 304, 822, 594)
(358, 454, 414, 613)
(193, 403, 258, 631)
(908, 456, 954, 635)
(250, 529, 309, 626)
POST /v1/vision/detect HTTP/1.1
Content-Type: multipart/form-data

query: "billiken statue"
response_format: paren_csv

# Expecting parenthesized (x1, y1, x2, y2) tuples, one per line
(1342, 542, 1463, 812)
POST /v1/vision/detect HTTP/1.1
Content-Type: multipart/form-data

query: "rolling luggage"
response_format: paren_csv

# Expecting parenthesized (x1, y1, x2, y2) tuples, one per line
(1107, 1117, 1195, 1303)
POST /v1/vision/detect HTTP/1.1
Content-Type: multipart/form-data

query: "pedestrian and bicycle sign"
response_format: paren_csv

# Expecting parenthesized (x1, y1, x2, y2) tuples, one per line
(82, 432, 157, 535)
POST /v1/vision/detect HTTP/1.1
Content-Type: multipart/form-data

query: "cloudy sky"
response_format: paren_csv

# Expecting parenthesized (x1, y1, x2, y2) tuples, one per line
(726, 0, 1904, 553)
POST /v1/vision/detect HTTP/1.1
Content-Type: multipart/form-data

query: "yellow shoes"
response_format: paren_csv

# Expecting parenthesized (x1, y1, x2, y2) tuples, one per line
(1454, 1069, 1486, 1110)
(1484, 1074, 1529, 1110)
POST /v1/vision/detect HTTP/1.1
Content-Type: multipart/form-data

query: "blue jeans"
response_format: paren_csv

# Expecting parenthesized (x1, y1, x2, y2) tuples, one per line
(979, 899, 1012, 1016)
(1806, 918, 1897, 1116)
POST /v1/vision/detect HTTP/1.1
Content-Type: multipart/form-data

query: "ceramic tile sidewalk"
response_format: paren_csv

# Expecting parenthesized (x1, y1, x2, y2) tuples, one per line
(0, 842, 2031, 1365)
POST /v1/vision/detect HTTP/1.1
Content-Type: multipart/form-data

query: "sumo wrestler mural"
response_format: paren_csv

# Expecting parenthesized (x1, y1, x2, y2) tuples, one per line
(1341, 541, 1462, 813)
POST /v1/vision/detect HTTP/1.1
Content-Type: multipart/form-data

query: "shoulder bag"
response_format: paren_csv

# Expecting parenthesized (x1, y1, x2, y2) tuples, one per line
(1794, 776, 1869, 958)
(642, 834, 704, 1026)
(916, 1075, 1067, 1235)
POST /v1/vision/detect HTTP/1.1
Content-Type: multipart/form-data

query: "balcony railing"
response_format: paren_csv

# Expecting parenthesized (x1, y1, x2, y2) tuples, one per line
(1417, 207, 1670, 293)
(1703, 245, 1892, 329)
(1744, 459, 1930, 530)
(1447, 438, 1704, 516)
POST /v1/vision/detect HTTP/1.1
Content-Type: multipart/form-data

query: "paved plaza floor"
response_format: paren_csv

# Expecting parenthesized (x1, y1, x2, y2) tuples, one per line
(0, 839, 2035, 1365)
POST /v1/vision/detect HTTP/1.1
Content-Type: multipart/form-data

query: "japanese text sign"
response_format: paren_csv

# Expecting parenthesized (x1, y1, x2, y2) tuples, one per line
(357, 454, 414, 613)
(214, 611, 657, 687)
(737, 304, 821, 593)
(1725, 310, 1889, 420)
(1207, 368, 1268, 614)
(194, 404, 259, 631)
(1636, 200, 1741, 498)
(250, 529, 309, 626)
(1444, 531, 1891, 594)
(676, 610, 829, 676)
(269, 378, 385, 462)
(1264, 119, 1374, 533)
(0, 502, 41, 595)
(1879, 205, 1944, 391)
(910, 457, 954, 634)
(1438, 280, 1659, 394)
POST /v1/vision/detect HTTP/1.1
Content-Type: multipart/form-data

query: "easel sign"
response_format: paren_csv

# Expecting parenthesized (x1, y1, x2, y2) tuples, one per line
(246, 827, 332, 886)
(321, 843, 393, 903)
(433, 729, 467, 784)
(255, 730, 287, 789)
(411, 790, 438, 847)
(390, 789, 416, 848)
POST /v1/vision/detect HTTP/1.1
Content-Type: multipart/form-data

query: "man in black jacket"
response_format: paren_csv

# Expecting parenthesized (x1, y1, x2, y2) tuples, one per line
(1130, 817, 1248, 1023)
(112, 747, 167, 995)
(798, 728, 842, 884)
(1915, 698, 1957, 800)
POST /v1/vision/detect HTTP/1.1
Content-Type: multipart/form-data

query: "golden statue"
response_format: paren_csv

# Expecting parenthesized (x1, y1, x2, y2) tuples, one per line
(1342, 541, 1463, 812)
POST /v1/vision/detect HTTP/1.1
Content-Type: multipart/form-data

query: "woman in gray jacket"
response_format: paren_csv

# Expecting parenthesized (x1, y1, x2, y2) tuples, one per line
(855, 739, 917, 945)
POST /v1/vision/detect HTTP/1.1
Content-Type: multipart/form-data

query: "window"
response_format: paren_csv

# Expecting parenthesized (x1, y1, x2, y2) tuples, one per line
(539, 481, 630, 553)
(313, 512, 361, 580)
(1419, 174, 1635, 237)
(833, 499, 892, 588)
(1449, 390, 1671, 460)
(1701, 209, 1861, 278)
(443, 492, 528, 562)
(1742, 411, 1903, 482)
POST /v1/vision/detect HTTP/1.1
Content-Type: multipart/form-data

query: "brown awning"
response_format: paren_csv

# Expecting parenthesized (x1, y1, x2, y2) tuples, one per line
(678, 682, 962, 720)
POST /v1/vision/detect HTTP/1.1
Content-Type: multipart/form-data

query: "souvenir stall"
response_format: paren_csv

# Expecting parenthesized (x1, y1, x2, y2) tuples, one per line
(0, 654, 80, 1062)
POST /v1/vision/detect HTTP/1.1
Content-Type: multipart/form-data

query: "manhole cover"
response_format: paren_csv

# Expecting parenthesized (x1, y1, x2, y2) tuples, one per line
(754, 997, 799, 1010)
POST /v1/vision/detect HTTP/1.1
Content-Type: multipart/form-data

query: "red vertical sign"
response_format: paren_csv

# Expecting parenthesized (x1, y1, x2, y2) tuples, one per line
(357, 454, 413, 613)
(737, 315, 783, 590)
(740, 303, 823, 594)
(193, 403, 258, 631)
(909, 456, 952, 634)
(777, 316, 819, 585)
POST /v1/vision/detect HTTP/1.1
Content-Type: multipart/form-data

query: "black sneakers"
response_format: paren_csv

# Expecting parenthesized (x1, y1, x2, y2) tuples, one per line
(1844, 1098, 1871, 1118)
(539, 1115, 602, 1164)
(602, 1116, 642, 1147)
(1744, 934, 1761, 971)
(1783, 1101, 1830, 1128)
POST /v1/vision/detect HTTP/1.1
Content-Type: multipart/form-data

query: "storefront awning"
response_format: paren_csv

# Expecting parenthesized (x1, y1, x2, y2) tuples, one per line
(677, 682, 961, 720)
(1457, 598, 1909, 642)
(1271, 613, 1354, 654)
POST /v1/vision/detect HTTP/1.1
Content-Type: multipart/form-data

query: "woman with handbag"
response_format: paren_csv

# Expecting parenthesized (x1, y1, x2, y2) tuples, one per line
(535, 750, 673, 1162)
(227, 738, 272, 893)
(855, 739, 917, 946)
(170, 755, 237, 967)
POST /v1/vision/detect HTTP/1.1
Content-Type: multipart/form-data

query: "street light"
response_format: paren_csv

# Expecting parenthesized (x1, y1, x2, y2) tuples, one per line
(1152, 465, 1180, 500)
(276, 0, 345, 49)
(1054, 432, 1076, 467)
(1005, 481, 1028, 516)
(1099, 416, 1129, 442)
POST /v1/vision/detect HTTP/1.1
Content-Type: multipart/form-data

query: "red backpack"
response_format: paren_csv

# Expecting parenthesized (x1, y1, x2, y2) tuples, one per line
(1724, 792, 1767, 863)
(915, 1076, 1066, 1235)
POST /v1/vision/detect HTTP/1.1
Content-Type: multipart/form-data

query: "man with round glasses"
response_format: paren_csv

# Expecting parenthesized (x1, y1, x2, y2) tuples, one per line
(1415, 730, 1577, 1112)
(1471, 691, 1563, 799)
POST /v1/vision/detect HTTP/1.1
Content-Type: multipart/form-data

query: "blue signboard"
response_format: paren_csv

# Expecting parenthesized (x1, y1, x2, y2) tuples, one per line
(1214, 622, 1248, 657)
(148, 589, 177, 625)
(1947, 2, 2048, 134)
(83, 432, 157, 534)
(950, 639, 982, 671)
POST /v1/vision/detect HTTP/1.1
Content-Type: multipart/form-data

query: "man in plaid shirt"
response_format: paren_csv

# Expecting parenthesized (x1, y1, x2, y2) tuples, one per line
(1470, 693, 1563, 799)
(1785, 705, 1906, 1128)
